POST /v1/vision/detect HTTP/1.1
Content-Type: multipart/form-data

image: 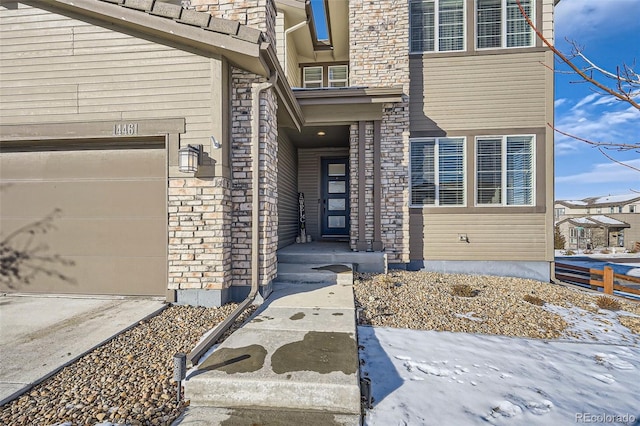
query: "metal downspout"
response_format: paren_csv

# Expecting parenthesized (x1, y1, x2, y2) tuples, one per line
(283, 19, 308, 78)
(187, 72, 277, 366)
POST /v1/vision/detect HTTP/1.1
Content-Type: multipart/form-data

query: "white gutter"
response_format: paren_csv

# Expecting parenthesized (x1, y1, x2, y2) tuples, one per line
(283, 19, 308, 79)
(188, 72, 277, 366)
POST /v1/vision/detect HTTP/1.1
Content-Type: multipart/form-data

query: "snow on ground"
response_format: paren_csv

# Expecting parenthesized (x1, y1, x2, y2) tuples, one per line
(360, 304, 640, 426)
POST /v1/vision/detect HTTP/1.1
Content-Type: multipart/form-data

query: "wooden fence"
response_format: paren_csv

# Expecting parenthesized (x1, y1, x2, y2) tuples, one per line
(555, 262, 640, 299)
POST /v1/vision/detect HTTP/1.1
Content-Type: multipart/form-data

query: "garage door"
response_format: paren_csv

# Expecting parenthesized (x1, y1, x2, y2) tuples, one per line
(0, 141, 166, 296)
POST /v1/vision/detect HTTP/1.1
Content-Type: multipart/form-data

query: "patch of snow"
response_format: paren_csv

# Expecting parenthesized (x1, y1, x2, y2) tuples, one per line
(589, 215, 628, 225)
(543, 303, 640, 345)
(359, 300, 640, 426)
(592, 194, 640, 205)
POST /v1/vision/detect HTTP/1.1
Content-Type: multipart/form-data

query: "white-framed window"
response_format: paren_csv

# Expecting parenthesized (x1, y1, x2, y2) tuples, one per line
(476, 135, 534, 206)
(554, 207, 565, 221)
(630, 205, 637, 213)
(328, 65, 349, 87)
(410, 0, 465, 53)
(476, 0, 534, 49)
(410, 137, 466, 206)
(303, 66, 323, 88)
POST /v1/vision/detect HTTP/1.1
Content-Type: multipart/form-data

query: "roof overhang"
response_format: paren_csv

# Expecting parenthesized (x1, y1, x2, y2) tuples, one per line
(22, 0, 267, 74)
(558, 216, 630, 229)
(294, 86, 405, 125)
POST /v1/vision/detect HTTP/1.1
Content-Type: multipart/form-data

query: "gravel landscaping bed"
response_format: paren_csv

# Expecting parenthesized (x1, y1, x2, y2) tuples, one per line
(354, 271, 640, 340)
(0, 304, 255, 426)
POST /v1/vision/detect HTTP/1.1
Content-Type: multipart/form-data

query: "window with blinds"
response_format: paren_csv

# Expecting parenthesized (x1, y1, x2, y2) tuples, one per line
(411, 138, 465, 206)
(410, 0, 465, 53)
(328, 65, 349, 87)
(476, 135, 534, 206)
(477, 0, 533, 49)
(303, 66, 323, 88)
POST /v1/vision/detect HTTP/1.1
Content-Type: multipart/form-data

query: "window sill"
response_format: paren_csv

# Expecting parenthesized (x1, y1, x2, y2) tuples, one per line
(408, 46, 548, 59)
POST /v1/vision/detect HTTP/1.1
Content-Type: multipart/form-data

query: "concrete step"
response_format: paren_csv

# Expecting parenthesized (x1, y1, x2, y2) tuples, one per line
(184, 283, 361, 416)
(173, 406, 360, 425)
(274, 263, 353, 285)
(278, 251, 387, 273)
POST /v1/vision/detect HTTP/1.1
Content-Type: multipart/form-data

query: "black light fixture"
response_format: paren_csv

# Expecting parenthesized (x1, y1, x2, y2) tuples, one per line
(178, 144, 201, 174)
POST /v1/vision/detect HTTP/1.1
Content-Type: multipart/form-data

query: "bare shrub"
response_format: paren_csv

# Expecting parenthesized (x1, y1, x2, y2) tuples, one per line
(596, 296, 621, 311)
(523, 294, 545, 306)
(451, 284, 479, 298)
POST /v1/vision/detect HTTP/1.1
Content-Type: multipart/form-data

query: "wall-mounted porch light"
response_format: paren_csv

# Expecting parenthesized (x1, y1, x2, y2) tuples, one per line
(178, 144, 202, 174)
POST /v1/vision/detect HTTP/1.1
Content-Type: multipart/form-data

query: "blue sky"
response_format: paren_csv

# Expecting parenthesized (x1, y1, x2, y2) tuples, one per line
(553, 0, 640, 200)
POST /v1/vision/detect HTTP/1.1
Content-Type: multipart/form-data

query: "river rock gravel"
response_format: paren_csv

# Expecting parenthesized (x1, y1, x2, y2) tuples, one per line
(0, 304, 254, 426)
(354, 271, 640, 339)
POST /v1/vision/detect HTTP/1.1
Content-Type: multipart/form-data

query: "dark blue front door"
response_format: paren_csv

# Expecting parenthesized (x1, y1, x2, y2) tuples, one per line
(321, 158, 349, 237)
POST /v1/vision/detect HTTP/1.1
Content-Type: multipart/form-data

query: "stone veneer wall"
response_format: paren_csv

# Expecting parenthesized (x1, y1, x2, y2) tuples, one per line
(348, 0, 410, 263)
(168, 178, 232, 292)
(348, 123, 374, 249)
(191, 0, 276, 43)
(168, 0, 278, 304)
(230, 68, 278, 291)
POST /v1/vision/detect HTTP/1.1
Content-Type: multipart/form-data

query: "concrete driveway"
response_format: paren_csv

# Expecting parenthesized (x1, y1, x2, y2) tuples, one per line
(0, 294, 165, 405)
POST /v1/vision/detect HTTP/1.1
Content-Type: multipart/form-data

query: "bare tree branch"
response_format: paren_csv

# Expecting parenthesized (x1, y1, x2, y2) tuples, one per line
(596, 147, 640, 173)
(552, 125, 640, 152)
(515, 0, 640, 110)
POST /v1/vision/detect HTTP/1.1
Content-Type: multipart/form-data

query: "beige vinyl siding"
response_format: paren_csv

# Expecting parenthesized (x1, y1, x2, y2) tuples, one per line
(409, 51, 548, 132)
(410, 213, 549, 261)
(610, 213, 640, 251)
(286, 28, 301, 87)
(0, 3, 218, 147)
(274, 13, 301, 88)
(298, 148, 349, 240)
(277, 133, 299, 248)
(542, 0, 555, 43)
(276, 13, 285, 65)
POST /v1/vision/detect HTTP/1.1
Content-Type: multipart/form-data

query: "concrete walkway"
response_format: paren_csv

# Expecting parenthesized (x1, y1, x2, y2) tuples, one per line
(0, 294, 165, 405)
(180, 279, 361, 425)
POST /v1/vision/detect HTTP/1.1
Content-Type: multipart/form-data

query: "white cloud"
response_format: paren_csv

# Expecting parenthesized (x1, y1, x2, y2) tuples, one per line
(556, 159, 640, 184)
(554, 98, 568, 108)
(571, 93, 600, 110)
(555, 0, 640, 40)
(555, 98, 640, 156)
(592, 95, 619, 107)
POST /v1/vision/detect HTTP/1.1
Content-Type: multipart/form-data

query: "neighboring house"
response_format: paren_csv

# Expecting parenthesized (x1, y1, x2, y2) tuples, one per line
(555, 194, 640, 250)
(0, 0, 556, 306)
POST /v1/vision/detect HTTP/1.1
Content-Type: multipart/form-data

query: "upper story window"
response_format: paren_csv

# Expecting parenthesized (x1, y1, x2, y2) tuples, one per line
(328, 65, 348, 87)
(554, 208, 565, 221)
(302, 64, 348, 88)
(630, 205, 637, 213)
(410, 0, 465, 53)
(303, 66, 323, 88)
(410, 137, 466, 207)
(476, 135, 534, 206)
(477, 0, 534, 49)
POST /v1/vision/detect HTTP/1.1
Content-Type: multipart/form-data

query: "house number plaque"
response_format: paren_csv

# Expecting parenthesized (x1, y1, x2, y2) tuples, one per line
(113, 122, 139, 136)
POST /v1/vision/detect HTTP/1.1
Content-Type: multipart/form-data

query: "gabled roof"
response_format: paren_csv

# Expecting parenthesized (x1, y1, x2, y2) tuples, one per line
(557, 215, 630, 229)
(556, 193, 640, 208)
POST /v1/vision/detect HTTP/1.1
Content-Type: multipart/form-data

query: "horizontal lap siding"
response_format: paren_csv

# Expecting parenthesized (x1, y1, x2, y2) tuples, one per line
(409, 52, 548, 132)
(0, 4, 216, 146)
(410, 213, 548, 261)
(277, 133, 298, 248)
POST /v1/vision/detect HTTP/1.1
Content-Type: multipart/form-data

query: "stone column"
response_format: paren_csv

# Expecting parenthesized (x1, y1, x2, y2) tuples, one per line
(348, 0, 410, 263)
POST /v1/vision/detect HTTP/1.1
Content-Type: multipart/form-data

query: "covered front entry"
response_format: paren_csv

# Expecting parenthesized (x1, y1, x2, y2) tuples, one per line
(321, 157, 349, 238)
(0, 141, 167, 296)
